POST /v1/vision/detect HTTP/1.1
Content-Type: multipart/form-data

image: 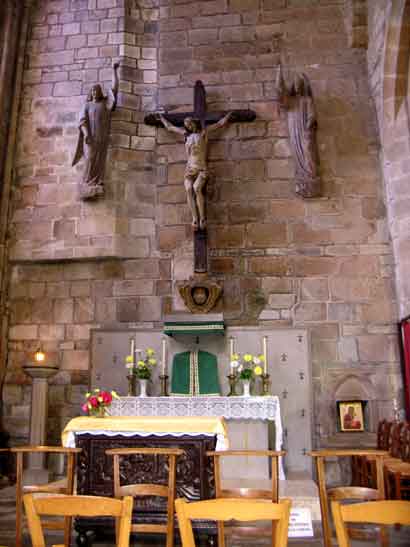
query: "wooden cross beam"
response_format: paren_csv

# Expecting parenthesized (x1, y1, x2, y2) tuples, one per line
(144, 80, 256, 128)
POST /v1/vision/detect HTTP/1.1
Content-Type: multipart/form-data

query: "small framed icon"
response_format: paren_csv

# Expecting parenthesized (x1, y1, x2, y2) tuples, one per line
(337, 400, 365, 432)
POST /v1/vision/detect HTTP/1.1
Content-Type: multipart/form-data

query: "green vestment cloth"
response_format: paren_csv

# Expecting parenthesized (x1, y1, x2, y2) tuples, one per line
(170, 350, 220, 396)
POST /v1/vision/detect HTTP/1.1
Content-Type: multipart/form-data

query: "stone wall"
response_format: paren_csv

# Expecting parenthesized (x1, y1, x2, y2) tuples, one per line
(2, 0, 402, 447)
(367, 0, 410, 319)
(9, 0, 159, 261)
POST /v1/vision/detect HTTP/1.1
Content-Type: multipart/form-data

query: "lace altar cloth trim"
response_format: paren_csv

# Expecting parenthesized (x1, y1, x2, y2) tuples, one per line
(111, 396, 281, 421)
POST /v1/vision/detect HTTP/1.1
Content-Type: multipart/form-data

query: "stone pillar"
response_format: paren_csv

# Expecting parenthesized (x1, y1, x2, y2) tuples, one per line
(22, 363, 58, 484)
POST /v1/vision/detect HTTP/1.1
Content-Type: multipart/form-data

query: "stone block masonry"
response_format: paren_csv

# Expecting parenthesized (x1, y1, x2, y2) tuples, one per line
(10, 0, 159, 262)
(2, 0, 403, 449)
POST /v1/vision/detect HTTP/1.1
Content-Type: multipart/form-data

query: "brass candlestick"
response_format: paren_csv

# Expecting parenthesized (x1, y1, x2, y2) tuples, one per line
(127, 373, 137, 396)
(261, 373, 271, 396)
(227, 373, 238, 397)
(159, 374, 169, 396)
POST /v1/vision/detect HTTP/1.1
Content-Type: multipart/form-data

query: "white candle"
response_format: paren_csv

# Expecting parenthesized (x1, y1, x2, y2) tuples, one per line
(263, 336, 267, 374)
(130, 338, 135, 363)
(229, 337, 234, 374)
(162, 338, 167, 375)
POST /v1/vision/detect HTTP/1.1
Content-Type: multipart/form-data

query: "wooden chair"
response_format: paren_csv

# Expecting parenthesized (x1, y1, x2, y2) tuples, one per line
(106, 447, 184, 547)
(176, 497, 291, 547)
(11, 445, 81, 547)
(384, 422, 410, 499)
(331, 499, 410, 547)
(206, 450, 285, 547)
(362, 421, 404, 490)
(310, 449, 388, 547)
(23, 493, 133, 547)
(352, 420, 392, 487)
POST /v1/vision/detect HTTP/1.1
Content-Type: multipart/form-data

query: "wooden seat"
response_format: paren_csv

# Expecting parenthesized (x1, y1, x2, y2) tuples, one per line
(331, 499, 410, 547)
(11, 445, 81, 547)
(206, 450, 285, 547)
(384, 422, 410, 499)
(310, 449, 388, 547)
(23, 493, 133, 547)
(175, 497, 291, 547)
(106, 447, 184, 547)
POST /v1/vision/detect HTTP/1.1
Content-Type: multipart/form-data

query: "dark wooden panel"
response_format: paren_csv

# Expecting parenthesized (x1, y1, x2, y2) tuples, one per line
(74, 433, 216, 545)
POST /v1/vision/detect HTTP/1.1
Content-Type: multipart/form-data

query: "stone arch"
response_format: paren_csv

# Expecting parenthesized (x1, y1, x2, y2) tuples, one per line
(319, 369, 379, 437)
(334, 373, 374, 401)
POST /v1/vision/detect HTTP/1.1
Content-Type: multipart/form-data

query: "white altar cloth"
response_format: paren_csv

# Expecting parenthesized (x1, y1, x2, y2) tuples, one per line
(111, 396, 284, 479)
(62, 415, 228, 451)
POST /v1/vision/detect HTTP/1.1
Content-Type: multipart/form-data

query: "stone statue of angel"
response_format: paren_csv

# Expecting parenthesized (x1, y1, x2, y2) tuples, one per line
(276, 64, 321, 198)
(72, 63, 119, 200)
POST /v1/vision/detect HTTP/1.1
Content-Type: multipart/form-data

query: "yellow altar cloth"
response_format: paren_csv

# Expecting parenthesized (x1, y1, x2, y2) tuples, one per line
(62, 415, 229, 448)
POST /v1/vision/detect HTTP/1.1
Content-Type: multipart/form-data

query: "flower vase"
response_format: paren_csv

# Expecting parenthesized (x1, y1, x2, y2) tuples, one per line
(139, 378, 148, 397)
(94, 406, 106, 418)
(242, 379, 251, 397)
(127, 373, 137, 396)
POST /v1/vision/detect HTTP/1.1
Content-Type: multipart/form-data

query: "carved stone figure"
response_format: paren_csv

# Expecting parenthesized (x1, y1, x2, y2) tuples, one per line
(72, 63, 119, 200)
(158, 112, 232, 230)
(276, 65, 321, 198)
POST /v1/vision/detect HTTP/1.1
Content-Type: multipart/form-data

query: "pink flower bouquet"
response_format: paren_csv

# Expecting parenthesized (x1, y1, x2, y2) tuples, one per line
(82, 388, 118, 417)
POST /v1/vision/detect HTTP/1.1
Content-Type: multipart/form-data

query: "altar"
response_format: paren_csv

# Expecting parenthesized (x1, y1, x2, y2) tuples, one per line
(90, 326, 312, 476)
(110, 395, 285, 480)
(62, 416, 228, 545)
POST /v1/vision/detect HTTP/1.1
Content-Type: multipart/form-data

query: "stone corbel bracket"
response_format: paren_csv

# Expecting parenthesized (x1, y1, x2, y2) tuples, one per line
(178, 277, 223, 314)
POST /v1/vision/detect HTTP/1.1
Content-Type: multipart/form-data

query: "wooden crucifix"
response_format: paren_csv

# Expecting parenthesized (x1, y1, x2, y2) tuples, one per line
(145, 80, 255, 275)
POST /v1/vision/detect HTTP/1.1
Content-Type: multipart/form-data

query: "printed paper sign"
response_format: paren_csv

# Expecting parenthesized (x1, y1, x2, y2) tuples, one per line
(288, 508, 314, 538)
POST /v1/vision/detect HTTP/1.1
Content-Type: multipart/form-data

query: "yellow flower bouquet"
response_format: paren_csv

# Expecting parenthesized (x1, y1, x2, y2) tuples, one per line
(230, 352, 265, 380)
(125, 347, 157, 380)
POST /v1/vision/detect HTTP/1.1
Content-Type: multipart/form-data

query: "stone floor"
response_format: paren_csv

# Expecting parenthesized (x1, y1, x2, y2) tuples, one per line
(1, 482, 410, 546)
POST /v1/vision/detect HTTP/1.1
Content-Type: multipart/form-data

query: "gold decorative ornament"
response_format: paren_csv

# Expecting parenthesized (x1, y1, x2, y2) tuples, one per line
(179, 277, 222, 313)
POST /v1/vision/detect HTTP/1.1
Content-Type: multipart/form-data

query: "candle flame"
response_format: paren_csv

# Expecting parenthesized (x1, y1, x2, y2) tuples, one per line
(34, 349, 45, 363)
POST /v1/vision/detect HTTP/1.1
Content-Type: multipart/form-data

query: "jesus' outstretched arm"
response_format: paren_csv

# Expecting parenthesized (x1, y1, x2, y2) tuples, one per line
(158, 114, 185, 135)
(206, 111, 233, 133)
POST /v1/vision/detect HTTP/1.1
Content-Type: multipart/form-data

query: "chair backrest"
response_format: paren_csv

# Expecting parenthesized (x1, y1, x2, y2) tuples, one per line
(11, 445, 82, 547)
(23, 494, 133, 547)
(377, 419, 392, 450)
(327, 486, 381, 501)
(388, 421, 404, 458)
(105, 447, 184, 498)
(309, 449, 388, 547)
(206, 450, 285, 502)
(175, 497, 291, 547)
(399, 422, 410, 462)
(105, 447, 185, 547)
(331, 500, 410, 547)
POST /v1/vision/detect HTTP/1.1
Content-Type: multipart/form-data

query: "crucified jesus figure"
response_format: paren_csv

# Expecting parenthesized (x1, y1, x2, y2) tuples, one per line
(158, 112, 233, 230)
